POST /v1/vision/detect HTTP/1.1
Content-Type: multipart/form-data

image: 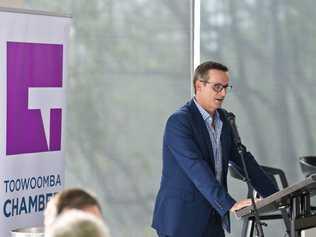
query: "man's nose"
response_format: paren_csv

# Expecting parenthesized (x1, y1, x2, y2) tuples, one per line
(220, 88, 227, 96)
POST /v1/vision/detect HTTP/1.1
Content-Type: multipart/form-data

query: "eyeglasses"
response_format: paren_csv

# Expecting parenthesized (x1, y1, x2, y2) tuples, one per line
(202, 81, 232, 93)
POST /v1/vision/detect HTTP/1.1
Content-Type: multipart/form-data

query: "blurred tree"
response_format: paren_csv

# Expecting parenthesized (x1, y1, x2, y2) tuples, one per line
(24, 0, 191, 236)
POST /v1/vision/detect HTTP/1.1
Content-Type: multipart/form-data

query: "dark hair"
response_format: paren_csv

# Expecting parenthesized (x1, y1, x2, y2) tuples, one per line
(193, 61, 228, 93)
(56, 188, 101, 215)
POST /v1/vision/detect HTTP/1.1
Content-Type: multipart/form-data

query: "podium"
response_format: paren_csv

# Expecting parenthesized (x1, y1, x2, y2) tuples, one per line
(235, 174, 316, 237)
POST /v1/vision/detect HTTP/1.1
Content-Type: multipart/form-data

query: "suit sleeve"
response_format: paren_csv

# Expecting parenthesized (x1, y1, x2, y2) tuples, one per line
(229, 145, 279, 197)
(165, 113, 236, 217)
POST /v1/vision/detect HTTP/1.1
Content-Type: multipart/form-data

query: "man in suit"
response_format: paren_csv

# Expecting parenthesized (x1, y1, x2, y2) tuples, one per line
(152, 61, 278, 237)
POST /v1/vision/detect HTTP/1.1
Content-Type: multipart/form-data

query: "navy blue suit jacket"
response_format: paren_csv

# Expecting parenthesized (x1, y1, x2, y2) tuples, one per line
(152, 99, 278, 237)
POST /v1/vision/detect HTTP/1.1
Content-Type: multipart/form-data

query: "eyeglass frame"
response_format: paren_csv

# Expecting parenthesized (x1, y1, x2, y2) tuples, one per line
(200, 80, 232, 93)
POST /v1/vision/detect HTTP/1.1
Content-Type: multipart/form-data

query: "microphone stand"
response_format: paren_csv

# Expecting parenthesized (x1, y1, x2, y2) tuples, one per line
(226, 112, 264, 237)
(237, 144, 265, 237)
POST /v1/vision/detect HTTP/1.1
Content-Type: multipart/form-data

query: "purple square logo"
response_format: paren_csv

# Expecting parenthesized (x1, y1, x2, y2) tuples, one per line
(6, 42, 63, 155)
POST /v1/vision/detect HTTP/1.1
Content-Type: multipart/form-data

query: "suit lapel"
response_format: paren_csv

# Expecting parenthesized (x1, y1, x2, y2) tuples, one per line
(188, 99, 215, 168)
(218, 109, 231, 175)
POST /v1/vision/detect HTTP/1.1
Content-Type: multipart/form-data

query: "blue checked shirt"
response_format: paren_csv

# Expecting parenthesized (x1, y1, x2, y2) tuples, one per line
(194, 98, 223, 183)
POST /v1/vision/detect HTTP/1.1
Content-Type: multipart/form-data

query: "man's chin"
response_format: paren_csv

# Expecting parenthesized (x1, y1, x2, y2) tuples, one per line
(214, 102, 223, 109)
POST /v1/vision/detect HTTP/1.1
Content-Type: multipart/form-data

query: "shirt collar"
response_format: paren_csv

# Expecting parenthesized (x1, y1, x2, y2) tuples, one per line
(193, 97, 220, 124)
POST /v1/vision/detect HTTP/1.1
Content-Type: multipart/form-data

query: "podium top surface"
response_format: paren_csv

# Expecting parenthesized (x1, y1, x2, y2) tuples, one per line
(235, 174, 316, 218)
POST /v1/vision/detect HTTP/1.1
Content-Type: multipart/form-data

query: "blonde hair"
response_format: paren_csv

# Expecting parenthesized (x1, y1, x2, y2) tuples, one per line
(46, 210, 110, 237)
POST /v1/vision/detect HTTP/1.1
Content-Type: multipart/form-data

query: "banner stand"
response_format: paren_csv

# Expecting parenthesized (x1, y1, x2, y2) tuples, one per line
(0, 7, 71, 237)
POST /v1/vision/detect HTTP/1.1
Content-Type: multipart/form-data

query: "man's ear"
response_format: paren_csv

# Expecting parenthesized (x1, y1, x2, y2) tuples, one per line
(195, 80, 203, 92)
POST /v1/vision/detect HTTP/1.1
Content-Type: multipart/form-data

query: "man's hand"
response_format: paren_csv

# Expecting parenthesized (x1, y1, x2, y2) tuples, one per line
(230, 198, 261, 212)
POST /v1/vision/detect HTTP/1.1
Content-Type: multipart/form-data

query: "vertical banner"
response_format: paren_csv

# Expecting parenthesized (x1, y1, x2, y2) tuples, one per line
(0, 8, 71, 236)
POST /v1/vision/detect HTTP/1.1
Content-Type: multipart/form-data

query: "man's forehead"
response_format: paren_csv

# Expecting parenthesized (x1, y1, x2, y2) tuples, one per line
(207, 69, 230, 80)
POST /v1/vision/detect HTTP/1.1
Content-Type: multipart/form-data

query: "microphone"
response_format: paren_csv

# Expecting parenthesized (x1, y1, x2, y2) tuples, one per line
(224, 112, 242, 146)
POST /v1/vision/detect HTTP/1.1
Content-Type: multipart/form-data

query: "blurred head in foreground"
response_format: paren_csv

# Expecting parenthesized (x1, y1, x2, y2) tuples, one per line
(44, 188, 102, 229)
(46, 210, 110, 237)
